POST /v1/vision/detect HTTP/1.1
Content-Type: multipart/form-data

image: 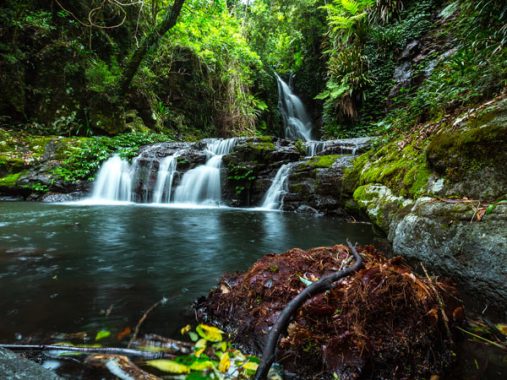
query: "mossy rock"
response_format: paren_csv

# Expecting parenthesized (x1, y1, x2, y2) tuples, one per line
(300, 154, 343, 169)
(0, 172, 24, 188)
(425, 101, 507, 199)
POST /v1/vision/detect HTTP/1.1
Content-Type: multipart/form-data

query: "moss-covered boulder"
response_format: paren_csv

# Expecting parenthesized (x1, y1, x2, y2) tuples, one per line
(426, 98, 507, 199)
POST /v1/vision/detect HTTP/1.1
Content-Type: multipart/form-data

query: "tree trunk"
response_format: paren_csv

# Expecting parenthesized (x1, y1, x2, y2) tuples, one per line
(118, 0, 186, 94)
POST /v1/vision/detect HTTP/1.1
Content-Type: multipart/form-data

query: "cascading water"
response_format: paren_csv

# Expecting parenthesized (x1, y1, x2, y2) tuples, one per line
(91, 155, 132, 202)
(276, 73, 313, 141)
(87, 139, 238, 206)
(173, 138, 237, 205)
(261, 163, 292, 210)
(152, 155, 178, 204)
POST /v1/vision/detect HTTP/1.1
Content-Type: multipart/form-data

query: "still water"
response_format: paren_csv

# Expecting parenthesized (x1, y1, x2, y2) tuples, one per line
(0, 202, 377, 342)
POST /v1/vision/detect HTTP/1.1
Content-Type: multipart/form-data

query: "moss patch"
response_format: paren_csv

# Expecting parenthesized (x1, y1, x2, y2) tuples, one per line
(0, 172, 23, 187)
(426, 123, 507, 181)
(302, 154, 342, 169)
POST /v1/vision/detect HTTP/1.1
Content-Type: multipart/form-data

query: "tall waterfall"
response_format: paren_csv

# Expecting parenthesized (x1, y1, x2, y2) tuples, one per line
(173, 138, 237, 205)
(261, 163, 292, 210)
(91, 155, 132, 202)
(276, 73, 313, 141)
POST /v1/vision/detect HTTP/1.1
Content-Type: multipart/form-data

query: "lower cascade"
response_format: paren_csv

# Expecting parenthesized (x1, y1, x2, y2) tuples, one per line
(173, 139, 237, 204)
(91, 155, 132, 202)
(89, 138, 238, 205)
(261, 163, 293, 210)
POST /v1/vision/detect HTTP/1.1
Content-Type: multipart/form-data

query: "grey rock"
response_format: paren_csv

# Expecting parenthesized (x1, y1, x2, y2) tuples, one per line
(0, 348, 61, 379)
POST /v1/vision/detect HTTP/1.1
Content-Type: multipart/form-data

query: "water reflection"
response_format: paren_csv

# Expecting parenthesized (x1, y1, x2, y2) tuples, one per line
(0, 202, 377, 341)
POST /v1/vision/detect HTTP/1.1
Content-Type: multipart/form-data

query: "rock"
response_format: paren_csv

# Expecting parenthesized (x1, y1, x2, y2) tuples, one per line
(284, 155, 356, 215)
(0, 348, 61, 379)
(393, 199, 507, 312)
(426, 97, 507, 199)
(41, 192, 87, 203)
(354, 184, 507, 312)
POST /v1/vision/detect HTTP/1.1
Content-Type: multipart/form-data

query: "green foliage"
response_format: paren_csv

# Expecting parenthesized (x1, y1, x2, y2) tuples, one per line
(85, 58, 121, 93)
(227, 164, 256, 195)
(53, 132, 172, 183)
(0, 172, 23, 187)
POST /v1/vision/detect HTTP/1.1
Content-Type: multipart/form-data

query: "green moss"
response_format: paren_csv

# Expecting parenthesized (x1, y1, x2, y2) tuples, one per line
(426, 123, 507, 180)
(246, 142, 275, 152)
(0, 172, 23, 187)
(303, 154, 342, 169)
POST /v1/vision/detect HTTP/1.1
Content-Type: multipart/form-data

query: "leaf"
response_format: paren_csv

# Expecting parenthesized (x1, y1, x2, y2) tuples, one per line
(218, 352, 230, 373)
(95, 329, 111, 341)
(496, 324, 507, 336)
(189, 360, 215, 371)
(476, 208, 486, 221)
(485, 204, 496, 215)
(116, 327, 131, 341)
(243, 361, 259, 371)
(188, 331, 199, 342)
(180, 325, 192, 335)
(196, 324, 223, 342)
(299, 276, 314, 287)
(213, 341, 228, 352)
(146, 360, 190, 374)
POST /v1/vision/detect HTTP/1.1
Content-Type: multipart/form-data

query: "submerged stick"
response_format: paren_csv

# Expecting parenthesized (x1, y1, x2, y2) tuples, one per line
(254, 241, 364, 380)
(0, 344, 174, 359)
(128, 297, 168, 348)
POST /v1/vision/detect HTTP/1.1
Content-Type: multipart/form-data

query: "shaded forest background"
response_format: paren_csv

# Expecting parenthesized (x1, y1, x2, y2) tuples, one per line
(0, 0, 505, 140)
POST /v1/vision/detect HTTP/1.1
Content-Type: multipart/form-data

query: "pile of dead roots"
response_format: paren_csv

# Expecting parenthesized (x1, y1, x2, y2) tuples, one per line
(196, 245, 464, 380)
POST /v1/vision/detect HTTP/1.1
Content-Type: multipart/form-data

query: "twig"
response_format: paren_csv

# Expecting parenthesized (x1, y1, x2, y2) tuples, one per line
(421, 264, 453, 344)
(0, 344, 174, 359)
(254, 240, 364, 380)
(456, 327, 507, 351)
(128, 297, 168, 348)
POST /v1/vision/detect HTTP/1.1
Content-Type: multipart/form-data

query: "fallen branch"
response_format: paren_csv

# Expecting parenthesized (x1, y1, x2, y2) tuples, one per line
(0, 344, 175, 359)
(254, 240, 364, 380)
(128, 297, 168, 348)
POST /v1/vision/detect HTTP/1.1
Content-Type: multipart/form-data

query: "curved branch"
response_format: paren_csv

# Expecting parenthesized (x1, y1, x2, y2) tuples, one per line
(0, 344, 174, 359)
(254, 241, 364, 380)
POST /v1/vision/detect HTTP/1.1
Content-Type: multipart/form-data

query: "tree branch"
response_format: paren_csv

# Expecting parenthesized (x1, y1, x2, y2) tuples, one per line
(0, 344, 175, 359)
(254, 240, 364, 380)
(118, 0, 186, 94)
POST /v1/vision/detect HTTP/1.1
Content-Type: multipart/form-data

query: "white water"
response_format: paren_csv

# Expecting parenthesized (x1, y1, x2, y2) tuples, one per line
(152, 155, 178, 203)
(173, 138, 237, 205)
(91, 155, 132, 202)
(261, 163, 292, 210)
(276, 74, 313, 141)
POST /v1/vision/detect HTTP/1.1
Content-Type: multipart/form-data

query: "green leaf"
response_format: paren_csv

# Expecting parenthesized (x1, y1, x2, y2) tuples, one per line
(486, 204, 496, 215)
(146, 360, 190, 374)
(95, 329, 111, 341)
(188, 331, 199, 342)
(196, 324, 223, 342)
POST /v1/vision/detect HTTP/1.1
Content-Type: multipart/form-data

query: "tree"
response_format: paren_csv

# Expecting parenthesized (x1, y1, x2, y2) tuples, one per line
(118, 0, 186, 94)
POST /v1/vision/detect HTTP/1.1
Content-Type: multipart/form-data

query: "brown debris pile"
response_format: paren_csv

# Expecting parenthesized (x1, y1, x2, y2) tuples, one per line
(196, 245, 464, 380)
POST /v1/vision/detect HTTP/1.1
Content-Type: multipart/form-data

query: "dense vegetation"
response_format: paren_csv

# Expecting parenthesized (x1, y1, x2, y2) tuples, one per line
(0, 0, 505, 138)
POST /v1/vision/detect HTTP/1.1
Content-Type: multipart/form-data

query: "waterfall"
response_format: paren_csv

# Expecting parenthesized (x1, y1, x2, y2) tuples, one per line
(276, 73, 313, 141)
(261, 164, 292, 210)
(91, 155, 132, 202)
(173, 138, 237, 205)
(306, 141, 329, 157)
(152, 155, 178, 203)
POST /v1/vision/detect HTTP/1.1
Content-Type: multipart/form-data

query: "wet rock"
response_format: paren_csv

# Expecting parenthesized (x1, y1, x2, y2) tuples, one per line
(354, 184, 507, 312)
(283, 155, 355, 215)
(41, 192, 87, 203)
(0, 348, 61, 379)
(393, 199, 507, 312)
